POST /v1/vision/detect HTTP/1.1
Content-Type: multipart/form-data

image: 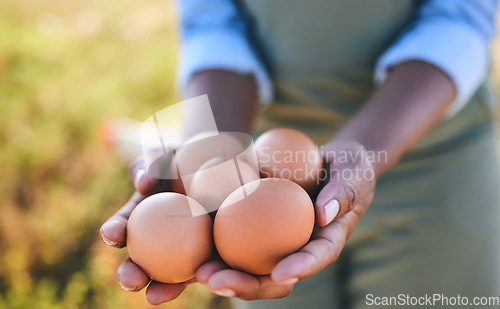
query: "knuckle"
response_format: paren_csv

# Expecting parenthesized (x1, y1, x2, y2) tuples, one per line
(343, 183, 357, 212)
(320, 235, 342, 263)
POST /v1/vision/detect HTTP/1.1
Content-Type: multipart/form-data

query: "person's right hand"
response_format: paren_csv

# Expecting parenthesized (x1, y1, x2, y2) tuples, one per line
(100, 157, 194, 306)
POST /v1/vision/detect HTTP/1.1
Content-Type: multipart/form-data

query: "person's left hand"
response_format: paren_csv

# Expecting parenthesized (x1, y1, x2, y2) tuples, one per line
(195, 141, 376, 300)
(100, 156, 196, 306)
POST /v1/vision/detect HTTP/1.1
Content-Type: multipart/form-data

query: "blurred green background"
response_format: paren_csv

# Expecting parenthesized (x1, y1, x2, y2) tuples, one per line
(0, 0, 223, 308)
(0, 1, 499, 308)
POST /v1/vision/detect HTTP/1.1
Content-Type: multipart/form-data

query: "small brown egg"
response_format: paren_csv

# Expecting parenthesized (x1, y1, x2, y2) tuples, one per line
(255, 128, 323, 194)
(172, 132, 246, 193)
(126, 193, 213, 283)
(214, 178, 315, 275)
(187, 157, 259, 214)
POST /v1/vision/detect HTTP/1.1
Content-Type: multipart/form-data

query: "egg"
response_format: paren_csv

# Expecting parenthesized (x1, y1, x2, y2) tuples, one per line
(126, 193, 213, 283)
(171, 131, 247, 194)
(214, 178, 315, 275)
(255, 128, 323, 194)
(187, 157, 260, 213)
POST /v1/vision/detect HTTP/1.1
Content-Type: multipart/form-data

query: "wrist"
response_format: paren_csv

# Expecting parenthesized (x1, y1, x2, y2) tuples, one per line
(321, 139, 368, 166)
(320, 139, 376, 183)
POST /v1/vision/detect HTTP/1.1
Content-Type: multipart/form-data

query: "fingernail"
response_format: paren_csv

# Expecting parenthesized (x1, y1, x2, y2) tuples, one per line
(212, 288, 235, 297)
(116, 273, 137, 292)
(276, 277, 298, 285)
(151, 303, 165, 307)
(101, 233, 117, 246)
(134, 169, 145, 189)
(118, 281, 137, 292)
(323, 199, 340, 224)
(100, 220, 123, 246)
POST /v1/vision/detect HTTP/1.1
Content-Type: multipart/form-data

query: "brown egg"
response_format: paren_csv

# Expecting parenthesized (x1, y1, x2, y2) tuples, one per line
(214, 178, 315, 275)
(141, 147, 185, 193)
(126, 193, 213, 283)
(171, 132, 247, 193)
(187, 157, 259, 214)
(255, 128, 323, 194)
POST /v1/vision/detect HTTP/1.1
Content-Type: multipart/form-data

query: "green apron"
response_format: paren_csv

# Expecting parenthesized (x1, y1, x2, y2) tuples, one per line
(234, 1, 500, 308)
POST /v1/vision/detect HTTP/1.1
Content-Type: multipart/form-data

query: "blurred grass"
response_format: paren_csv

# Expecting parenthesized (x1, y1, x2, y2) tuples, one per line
(1, 0, 500, 309)
(0, 0, 222, 308)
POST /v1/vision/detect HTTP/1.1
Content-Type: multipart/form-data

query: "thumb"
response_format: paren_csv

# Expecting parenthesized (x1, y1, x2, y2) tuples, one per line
(315, 178, 356, 227)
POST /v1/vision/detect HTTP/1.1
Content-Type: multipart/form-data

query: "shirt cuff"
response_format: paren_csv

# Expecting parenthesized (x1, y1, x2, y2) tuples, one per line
(374, 17, 489, 118)
(177, 29, 273, 105)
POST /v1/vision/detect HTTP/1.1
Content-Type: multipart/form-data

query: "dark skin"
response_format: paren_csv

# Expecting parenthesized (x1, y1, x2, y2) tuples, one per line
(100, 60, 455, 305)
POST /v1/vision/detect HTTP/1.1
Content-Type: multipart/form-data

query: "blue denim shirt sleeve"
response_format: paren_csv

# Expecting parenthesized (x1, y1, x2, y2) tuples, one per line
(177, 0, 273, 104)
(178, 0, 497, 115)
(374, 0, 498, 117)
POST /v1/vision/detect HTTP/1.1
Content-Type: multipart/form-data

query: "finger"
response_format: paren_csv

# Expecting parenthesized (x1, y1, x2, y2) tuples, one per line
(317, 144, 375, 227)
(100, 191, 145, 248)
(128, 157, 161, 195)
(146, 281, 186, 306)
(116, 257, 151, 292)
(208, 269, 258, 298)
(208, 270, 293, 300)
(271, 213, 353, 284)
(196, 260, 228, 285)
(314, 179, 356, 227)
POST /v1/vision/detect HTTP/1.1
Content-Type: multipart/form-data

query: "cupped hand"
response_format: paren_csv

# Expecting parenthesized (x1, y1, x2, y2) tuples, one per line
(100, 157, 192, 306)
(197, 141, 376, 300)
